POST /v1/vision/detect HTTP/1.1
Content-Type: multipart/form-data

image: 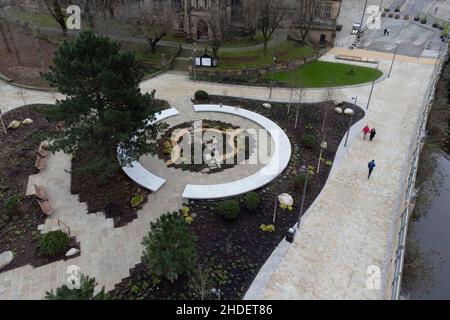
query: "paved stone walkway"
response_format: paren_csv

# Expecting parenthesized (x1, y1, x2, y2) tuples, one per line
(0, 48, 436, 299)
(246, 49, 437, 300)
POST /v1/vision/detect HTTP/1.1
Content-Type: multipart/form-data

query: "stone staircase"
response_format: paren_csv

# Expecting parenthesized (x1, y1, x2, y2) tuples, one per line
(351, 25, 369, 49)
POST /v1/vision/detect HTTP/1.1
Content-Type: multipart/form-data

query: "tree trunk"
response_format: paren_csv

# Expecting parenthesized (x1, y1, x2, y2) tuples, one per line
(263, 38, 269, 55)
(3, 20, 21, 63)
(0, 21, 12, 53)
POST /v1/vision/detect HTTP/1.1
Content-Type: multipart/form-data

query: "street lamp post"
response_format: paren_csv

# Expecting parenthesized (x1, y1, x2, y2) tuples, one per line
(366, 80, 376, 110)
(344, 96, 357, 148)
(269, 53, 276, 100)
(193, 42, 197, 81)
(359, 0, 369, 33)
(388, 43, 399, 78)
(297, 165, 309, 228)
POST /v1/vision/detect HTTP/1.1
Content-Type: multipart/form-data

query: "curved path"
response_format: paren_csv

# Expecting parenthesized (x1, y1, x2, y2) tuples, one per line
(120, 108, 179, 192)
(0, 48, 438, 300)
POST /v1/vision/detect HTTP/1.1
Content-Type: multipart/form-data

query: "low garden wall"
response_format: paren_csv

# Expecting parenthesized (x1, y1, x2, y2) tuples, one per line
(189, 48, 327, 82)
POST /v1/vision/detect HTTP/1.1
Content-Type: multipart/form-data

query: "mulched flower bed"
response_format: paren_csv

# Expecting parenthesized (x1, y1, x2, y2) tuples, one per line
(70, 154, 150, 228)
(69, 100, 170, 228)
(110, 96, 364, 300)
(156, 120, 253, 174)
(0, 104, 80, 272)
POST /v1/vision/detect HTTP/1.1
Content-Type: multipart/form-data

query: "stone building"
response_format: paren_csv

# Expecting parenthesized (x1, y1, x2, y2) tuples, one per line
(146, 0, 342, 45)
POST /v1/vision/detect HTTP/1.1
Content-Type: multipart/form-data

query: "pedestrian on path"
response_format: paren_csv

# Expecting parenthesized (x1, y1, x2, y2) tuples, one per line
(370, 128, 377, 142)
(384, 28, 387, 36)
(387, 29, 391, 36)
(368, 160, 376, 179)
(362, 125, 370, 140)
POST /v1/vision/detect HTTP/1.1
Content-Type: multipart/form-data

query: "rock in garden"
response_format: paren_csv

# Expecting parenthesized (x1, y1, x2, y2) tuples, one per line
(7, 120, 21, 129)
(65, 248, 80, 257)
(0, 251, 13, 269)
(334, 107, 343, 114)
(262, 103, 272, 109)
(334, 99, 344, 106)
(22, 118, 34, 125)
(344, 108, 355, 115)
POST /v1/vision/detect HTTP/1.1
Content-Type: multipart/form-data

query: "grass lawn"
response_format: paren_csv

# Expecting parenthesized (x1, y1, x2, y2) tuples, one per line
(222, 31, 265, 48)
(7, 8, 59, 28)
(270, 61, 383, 88)
(217, 41, 315, 70)
(129, 44, 178, 65)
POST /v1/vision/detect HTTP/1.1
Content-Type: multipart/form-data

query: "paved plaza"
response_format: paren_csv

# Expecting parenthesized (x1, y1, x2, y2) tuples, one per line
(0, 45, 439, 299)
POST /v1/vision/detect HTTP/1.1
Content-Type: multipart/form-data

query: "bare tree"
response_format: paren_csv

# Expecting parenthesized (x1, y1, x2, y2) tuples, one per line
(320, 87, 336, 134)
(188, 264, 214, 300)
(124, 2, 176, 54)
(0, 18, 11, 54)
(42, 0, 67, 36)
(0, 8, 21, 63)
(103, 0, 120, 18)
(292, 0, 325, 43)
(257, 0, 288, 55)
(75, 0, 105, 30)
(208, 6, 226, 57)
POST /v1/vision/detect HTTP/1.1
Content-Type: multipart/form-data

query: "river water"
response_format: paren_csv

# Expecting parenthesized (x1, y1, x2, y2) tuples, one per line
(404, 152, 450, 299)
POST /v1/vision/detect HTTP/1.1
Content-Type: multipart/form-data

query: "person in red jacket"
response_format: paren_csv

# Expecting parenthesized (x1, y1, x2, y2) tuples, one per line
(362, 125, 370, 140)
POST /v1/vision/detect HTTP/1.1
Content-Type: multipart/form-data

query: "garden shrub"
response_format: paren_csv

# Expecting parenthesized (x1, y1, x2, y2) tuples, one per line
(421, 17, 427, 24)
(244, 192, 261, 212)
(302, 134, 316, 149)
(46, 274, 108, 300)
(130, 195, 144, 208)
(260, 224, 275, 232)
(39, 230, 70, 257)
(163, 140, 173, 155)
(194, 90, 209, 101)
(293, 172, 307, 189)
(4, 195, 21, 218)
(217, 200, 240, 220)
(142, 212, 197, 282)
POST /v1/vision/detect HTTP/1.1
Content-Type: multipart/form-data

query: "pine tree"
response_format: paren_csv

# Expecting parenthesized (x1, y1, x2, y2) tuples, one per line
(45, 274, 108, 300)
(42, 31, 166, 177)
(142, 212, 198, 283)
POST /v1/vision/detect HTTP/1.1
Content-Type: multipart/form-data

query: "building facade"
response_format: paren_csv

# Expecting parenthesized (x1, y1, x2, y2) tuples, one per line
(157, 0, 342, 44)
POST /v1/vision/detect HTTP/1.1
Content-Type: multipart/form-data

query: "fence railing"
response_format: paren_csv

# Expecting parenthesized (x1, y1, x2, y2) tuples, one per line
(389, 42, 449, 300)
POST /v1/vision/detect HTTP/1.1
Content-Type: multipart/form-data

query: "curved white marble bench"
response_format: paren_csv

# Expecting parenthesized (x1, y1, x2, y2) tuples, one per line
(120, 108, 179, 192)
(182, 104, 292, 199)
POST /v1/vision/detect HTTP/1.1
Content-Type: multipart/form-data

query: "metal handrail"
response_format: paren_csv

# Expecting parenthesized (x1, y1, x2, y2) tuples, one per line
(390, 42, 449, 300)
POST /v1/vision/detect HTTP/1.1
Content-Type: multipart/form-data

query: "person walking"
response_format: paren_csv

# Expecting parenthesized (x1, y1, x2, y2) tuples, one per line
(384, 28, 387, 36)
(362, 125, 370, 140)
(368, 160, 376, 179)
(370, 128, 377, 142)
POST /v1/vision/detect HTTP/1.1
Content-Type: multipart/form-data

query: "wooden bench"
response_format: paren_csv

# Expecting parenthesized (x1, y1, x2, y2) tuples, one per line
(34, 184, 48, 201)
(34, 184, 53, 216)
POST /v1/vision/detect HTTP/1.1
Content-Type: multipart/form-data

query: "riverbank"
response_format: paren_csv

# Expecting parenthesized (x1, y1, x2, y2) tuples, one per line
(401, 53, 450, 299)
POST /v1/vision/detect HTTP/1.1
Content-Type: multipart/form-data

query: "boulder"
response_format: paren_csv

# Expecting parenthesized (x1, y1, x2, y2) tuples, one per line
(262, 103, 272, 109)
(344, 108, 355, 115)
(7, 120, 21, 129)
(334, 107, 343, 114)
(0, 251, 13, 269)
(334, 99, 344, 106)
(65, 248, 80, 258)
(22, 118, 34, 125)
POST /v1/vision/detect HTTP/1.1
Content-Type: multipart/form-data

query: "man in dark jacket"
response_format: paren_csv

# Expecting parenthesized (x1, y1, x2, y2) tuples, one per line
(368, 160, 376, 179)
